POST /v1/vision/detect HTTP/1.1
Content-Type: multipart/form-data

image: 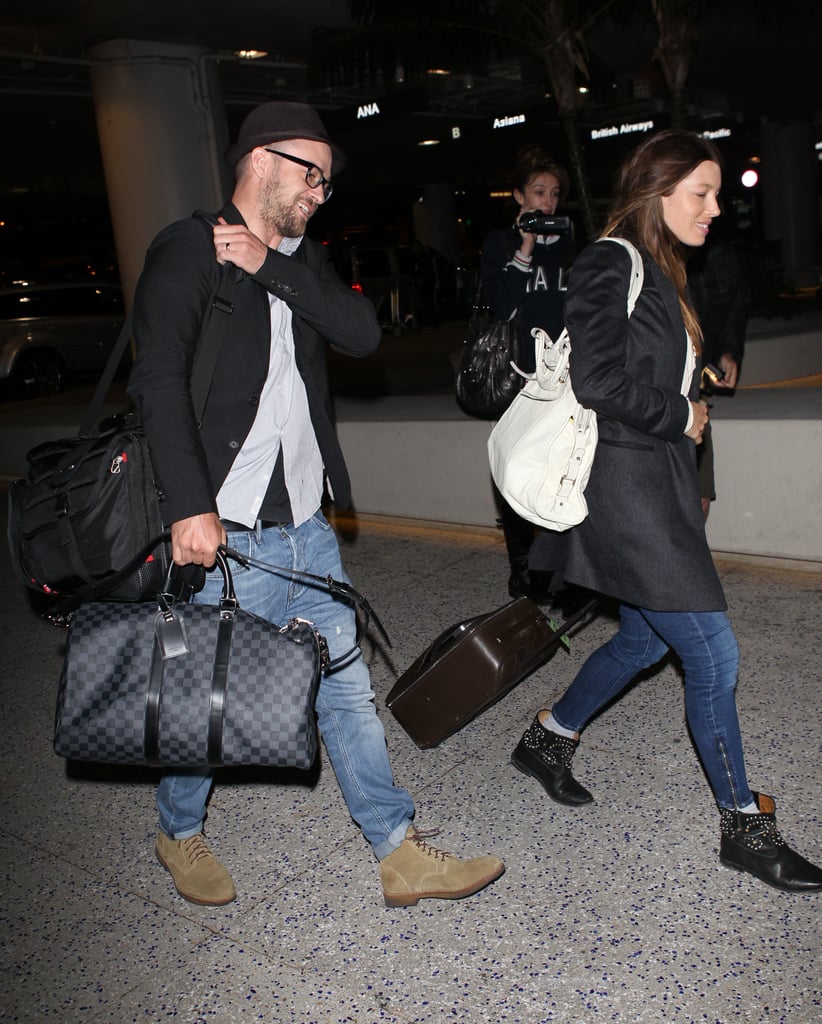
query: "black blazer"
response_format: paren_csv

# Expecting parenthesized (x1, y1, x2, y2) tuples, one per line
(128, 203, 381, 525)
(534, 239, 726, 612)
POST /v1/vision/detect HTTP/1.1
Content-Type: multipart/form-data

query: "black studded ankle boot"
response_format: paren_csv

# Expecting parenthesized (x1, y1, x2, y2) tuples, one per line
(511, 715, 593, 806)
(719, 792, 822, 892)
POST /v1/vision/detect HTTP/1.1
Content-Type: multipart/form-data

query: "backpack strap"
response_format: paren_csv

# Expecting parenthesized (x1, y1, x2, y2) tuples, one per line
(188, 210, 237, 424)
(78, 315, 135, 436)
(79, 211, 236, 437)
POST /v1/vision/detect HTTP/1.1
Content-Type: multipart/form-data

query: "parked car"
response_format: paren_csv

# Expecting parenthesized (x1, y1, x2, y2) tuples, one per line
(329, 243, 458, 332)
(0, 281, 126, 398)
(329, 244, 417, 332)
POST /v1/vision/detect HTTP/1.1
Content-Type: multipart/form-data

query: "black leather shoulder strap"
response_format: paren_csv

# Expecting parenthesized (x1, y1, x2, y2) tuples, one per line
(79, 211, 236, 437)
(188, 210, 238, 423)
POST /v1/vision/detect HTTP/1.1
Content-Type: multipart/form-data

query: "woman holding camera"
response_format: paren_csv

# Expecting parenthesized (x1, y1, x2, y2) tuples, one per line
(511, 129, 821, 892)
(480, 145, 574, 602)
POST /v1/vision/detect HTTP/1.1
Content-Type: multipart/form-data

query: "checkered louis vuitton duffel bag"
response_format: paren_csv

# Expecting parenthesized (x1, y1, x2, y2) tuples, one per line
(53, 551, 325, 768)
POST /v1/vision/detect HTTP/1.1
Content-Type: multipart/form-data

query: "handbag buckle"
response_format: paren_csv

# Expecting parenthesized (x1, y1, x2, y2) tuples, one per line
(287, 617, 331, 672)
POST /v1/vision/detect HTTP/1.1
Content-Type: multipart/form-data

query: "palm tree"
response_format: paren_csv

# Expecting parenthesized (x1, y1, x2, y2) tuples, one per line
(316, 2, 749, 236)
(649, 0, 706, 127)
(504, 0, 607, 237)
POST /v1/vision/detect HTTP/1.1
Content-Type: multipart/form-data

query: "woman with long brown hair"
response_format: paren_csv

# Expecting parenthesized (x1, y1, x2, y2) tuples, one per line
(511, 129, 821, 892)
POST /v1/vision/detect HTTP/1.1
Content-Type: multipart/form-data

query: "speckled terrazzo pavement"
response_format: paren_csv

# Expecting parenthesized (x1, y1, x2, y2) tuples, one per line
(1, 502, 820, 1024)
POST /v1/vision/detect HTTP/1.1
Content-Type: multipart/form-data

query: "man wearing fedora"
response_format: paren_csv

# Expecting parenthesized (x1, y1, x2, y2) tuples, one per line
(128, 101, 505, 908)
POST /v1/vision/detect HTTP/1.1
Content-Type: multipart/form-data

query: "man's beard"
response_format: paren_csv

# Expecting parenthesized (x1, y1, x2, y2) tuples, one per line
(257, 176, 310, 239)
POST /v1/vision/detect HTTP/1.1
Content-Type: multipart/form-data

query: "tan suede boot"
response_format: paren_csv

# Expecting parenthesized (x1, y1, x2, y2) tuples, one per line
(380, 827, 505, 907)
(156, 832, 236, 906)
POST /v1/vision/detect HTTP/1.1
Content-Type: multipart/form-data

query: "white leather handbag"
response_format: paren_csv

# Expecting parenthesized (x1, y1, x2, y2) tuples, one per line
(487, 237, 644, 531)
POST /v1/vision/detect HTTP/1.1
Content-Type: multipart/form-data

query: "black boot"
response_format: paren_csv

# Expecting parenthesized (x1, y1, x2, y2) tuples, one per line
(498, 497, 555, 604)
(511, 715, 593, 806)
(719, 792, 822, 892)
(507, 559, 555, 604)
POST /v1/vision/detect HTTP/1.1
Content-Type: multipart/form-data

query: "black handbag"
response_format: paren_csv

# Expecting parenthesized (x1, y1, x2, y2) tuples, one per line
(53, 551, 325, 768)
(455, 282, 523, 419)
(7, 212, 235, 602)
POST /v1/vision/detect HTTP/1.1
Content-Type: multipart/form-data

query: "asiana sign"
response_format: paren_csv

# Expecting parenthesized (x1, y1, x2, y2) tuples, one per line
(492, 114, 526, 129)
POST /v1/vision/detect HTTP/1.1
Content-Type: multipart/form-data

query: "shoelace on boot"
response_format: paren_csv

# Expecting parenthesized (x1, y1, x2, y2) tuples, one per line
(407, 828, 453, 861)
(181, 834, 215, 865)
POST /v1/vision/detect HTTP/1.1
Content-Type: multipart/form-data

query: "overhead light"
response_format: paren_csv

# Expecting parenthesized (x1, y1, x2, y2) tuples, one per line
(427, 68, 450, 76)
(418, 139, 440, 147)
(235, 49, 268, 60)
(578, 85, 589, 94)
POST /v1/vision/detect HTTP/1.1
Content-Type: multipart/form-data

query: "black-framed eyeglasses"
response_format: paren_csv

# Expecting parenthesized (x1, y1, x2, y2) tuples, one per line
(264, 149, 333, 200)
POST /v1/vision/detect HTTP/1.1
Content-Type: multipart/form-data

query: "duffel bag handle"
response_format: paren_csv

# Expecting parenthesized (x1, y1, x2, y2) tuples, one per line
(158, 547, 233, 601)
(157, 546, 236, 614)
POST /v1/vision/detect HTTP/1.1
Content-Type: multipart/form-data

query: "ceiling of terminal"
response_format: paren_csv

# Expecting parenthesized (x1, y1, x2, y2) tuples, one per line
(0, 2, 819, 199)
(1, 2, 819, 121)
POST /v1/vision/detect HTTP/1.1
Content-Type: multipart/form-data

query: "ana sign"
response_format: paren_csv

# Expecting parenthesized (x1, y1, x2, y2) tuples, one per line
(356, 102, 381, 119)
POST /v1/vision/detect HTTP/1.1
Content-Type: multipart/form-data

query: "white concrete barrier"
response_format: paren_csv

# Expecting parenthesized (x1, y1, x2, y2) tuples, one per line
(337, 387, 822, 565)
(1, 314, 819, 565)
(742, 311, 821, 385)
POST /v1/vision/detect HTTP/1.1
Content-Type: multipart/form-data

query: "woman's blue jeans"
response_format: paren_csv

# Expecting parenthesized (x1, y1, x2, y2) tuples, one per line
(156, 512, 414, 859)
(552, 604, 754, 810)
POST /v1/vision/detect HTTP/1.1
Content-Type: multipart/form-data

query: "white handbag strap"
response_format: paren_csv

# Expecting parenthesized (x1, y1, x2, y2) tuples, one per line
(512, 237, 643, 394)
(597, 236, 644, 316)
(532, 328, 570, 388)
(554, 238, 643, 502)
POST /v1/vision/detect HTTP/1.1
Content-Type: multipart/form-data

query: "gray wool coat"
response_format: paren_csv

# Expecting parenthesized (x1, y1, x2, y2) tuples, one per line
(531, 238, 727, 612)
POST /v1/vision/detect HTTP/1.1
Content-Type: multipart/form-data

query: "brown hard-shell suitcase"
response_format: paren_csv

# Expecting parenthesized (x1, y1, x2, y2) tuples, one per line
(386, 596, 599, 748)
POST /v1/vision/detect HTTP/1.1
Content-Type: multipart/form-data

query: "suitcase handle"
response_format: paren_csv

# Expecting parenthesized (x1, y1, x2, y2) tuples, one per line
(535, 596, 601, 657)
(418, 613, 489, 668)
(419, 596, 601, 670)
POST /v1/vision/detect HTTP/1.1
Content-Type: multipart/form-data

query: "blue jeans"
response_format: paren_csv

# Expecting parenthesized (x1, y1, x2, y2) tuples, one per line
(156, 511, 414, 859)
(552, 604, 754, 810)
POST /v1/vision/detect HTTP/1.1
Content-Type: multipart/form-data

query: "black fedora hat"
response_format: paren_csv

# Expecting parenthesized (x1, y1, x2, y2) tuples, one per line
(225, 101, 346, 174)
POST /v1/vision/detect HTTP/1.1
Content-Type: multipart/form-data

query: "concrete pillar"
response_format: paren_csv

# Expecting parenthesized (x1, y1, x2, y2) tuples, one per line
(88, 39, 230, 305)
(760, 119, 818, 287)
(412, 182, 460, 262)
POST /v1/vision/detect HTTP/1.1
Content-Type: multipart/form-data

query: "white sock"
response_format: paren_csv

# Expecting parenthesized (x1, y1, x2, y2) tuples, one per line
(541, 712, 577, 739)
(739, 801, 760, 814)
